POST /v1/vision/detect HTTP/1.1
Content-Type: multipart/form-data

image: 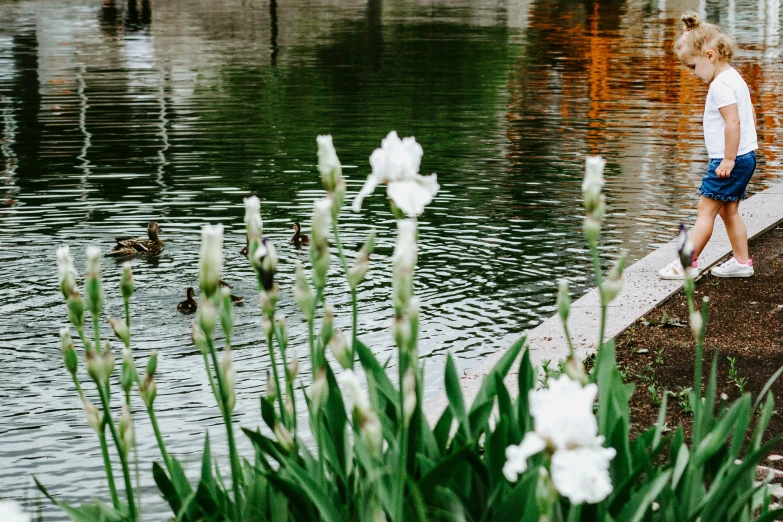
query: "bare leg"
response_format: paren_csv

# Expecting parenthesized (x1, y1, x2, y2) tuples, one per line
(718, 201, 750, 262)
(691, 196, 725, 259)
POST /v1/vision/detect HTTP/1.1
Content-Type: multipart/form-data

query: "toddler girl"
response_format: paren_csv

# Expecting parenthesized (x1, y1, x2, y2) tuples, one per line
(659, 11, 758, 279)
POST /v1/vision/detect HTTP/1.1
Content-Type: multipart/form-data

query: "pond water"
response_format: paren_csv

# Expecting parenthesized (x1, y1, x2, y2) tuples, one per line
(1, 0, 782, 517)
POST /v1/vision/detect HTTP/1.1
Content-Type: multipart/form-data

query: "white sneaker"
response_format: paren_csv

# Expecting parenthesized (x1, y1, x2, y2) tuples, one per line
(658, 259, 698, 280)
(710, 257, 754, 278)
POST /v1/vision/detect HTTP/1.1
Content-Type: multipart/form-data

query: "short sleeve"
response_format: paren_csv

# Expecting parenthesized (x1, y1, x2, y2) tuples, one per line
(711, 81, 737, 109)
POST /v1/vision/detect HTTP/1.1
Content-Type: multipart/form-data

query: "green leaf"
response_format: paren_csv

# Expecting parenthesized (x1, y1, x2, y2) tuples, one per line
(433, 406, 454, 455)
(469, 400, 495, 440)
(260, 396, 277, 432)
(692, 395, 749, 467)
(469, 336, 525, 415)
(495, 375, 518, 441)
(753, 366, 783, 410)
(322, 362, 349, 483)
(194, 479, 220, 518)
(755, 507, 783, 522)
(595, 339, 618, 437)
(418, 444, 474, 496)
(153, 461, 183, 516)
(356, 338, 399, 410)
(486, 416, 509, 492)
(516, 349, 535, 435)
(273, 461, 343, 522)
(489, 472, 539, 522)
(671, 443, 690, 489)
(696, 435, 783, 521)
(615, 470, 672, 522)
(201, 433, 215, 490)
(752, 392, 775, 452)
(263, 470, 319, 522)
(445, 353, 470, 438)
(652, 389, 669, 450)
(243, 428, 287, 465)
(35, 477, 127, 522)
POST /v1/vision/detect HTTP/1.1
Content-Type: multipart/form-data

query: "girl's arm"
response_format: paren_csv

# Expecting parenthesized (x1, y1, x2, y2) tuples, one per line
(717, 103, 740, 178)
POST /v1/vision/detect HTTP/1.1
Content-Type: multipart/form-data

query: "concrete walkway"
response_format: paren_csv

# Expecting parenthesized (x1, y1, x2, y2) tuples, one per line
(424, 182, 783, 421)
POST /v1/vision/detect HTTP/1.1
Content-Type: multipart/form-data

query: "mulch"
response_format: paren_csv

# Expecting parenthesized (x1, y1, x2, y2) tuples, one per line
(610, 223, 783, 466)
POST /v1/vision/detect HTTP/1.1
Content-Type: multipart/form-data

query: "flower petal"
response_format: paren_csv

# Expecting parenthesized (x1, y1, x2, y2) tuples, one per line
(502, 432, 546, 483)
(351, 174, 382, 213)
(529, 375, 599, 449)
(550, 445, 616, 504)
(387, 180, 435, 217)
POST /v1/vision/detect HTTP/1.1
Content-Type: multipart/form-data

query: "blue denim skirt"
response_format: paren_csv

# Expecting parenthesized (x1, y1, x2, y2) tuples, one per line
(699, 151, 756, 202)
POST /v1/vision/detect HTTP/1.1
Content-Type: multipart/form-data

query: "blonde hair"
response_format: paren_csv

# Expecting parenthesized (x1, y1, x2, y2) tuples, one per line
(674, 11, 736, 63)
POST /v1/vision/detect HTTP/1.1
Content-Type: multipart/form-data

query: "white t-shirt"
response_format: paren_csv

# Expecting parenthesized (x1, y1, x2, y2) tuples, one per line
(703, 67, 758, 159)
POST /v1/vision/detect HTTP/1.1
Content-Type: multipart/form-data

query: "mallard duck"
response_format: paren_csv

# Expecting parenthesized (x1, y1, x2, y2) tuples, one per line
(106, 221, 164, 257)
(177, 287, 197, 314)
(219, 280, 244, 305)
(291, 222, 310, 248)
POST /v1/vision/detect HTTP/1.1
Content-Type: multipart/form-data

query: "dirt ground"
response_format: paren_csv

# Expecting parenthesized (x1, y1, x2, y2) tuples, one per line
(611, 223, 783, 465)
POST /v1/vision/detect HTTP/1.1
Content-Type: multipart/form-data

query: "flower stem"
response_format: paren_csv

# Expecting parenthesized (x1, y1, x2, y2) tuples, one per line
(331, 223, 359, 364)
(206, 337, 243, 520)
(96, 385, 136, 520)
(350, 289, 358, 366)
(92, 315, 101, 348)
(274, 325, 296, 433)
(588, 242, 606, 348)
(98, 430, 121, 509)
(316, 410, 326, 485)
(146, 403, 172, 474)
(266, 324, 285, 424)
(201, 352, 223, 415)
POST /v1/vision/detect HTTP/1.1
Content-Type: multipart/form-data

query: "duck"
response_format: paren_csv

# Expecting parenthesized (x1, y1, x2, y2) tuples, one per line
(291, 222, 310, 248)
(219, 280, 245, 305)
(106, 221, 164, 257)
(177, 287, 197, 314)
(240, 237, 249, 258)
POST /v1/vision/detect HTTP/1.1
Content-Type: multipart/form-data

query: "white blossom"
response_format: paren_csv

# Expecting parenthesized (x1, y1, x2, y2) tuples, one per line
(244, 196, 263, 242)
(387, 180, 438, 217)
(56, 245, 77, 297)
(403, 367, 417, 425)
(503, 375, 616, 505)
(199, 224, 224, 297)
(503, 432, 546, 482)
(550, 446, 616, 504)
(317, 135, 343, 191)
(312, 198, 332, 248)
(0, 501, 31, 522)
(352, 131, 439, 216)
(85, 245, 102, 276)
(582, 156, 606, 214)
(338, 369, 371, 415)
(392, 219, 418, 273)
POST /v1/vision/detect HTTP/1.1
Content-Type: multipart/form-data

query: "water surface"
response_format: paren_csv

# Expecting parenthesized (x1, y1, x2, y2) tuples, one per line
(1, 0, 782, 516)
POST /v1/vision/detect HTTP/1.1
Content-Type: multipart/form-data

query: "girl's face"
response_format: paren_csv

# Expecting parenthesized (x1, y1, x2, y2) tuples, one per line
(681, 49, 719, 83)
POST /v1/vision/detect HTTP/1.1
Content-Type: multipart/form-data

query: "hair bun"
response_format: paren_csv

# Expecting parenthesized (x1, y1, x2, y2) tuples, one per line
(681, 11, 701, 30)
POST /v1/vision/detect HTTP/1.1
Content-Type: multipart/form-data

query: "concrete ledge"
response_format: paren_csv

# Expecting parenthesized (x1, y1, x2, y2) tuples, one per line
(424, 181, 783, 422)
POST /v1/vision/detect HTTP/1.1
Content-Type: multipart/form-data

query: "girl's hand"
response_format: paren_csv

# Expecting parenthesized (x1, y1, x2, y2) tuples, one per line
(716, 159, 735, 178)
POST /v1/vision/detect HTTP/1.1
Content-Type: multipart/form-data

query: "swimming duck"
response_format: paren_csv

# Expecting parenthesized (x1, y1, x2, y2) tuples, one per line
(220, 280, 245, 305)
(291, 222, 310, 248)
(106, 221, 164, 257)
(177, 287, 197, 314)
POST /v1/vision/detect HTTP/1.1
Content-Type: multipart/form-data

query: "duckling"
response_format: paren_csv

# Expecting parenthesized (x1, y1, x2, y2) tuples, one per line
(106, 221, 164, 257)
(240, 237, 249, 258)
(219, 280, 245, 305)
(291, 222, 310, 248)
(177, 287, 197, 314)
